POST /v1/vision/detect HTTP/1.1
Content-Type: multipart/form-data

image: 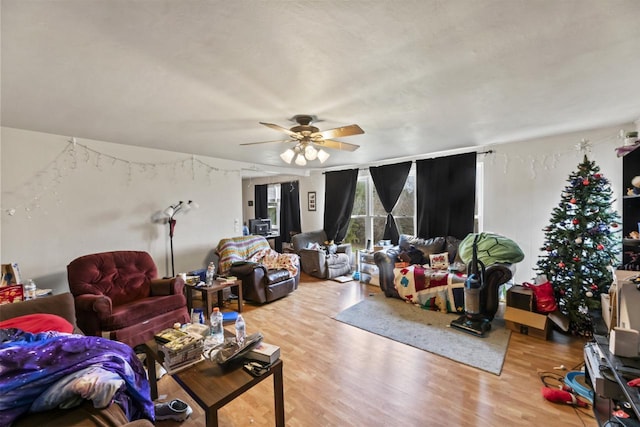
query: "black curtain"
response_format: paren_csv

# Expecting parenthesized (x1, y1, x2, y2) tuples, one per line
(279, 181, 301, 243)
(416, 152, 476, 239)
(254, 184, 268, 219)
(369, 161, 412, 245)
(324, 169, 359, 243)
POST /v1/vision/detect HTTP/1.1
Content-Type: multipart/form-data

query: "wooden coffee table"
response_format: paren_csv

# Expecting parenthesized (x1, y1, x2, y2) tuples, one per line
(173, 357, 284, 427)
(143, 338, 284, 427)
(185, 279, 243, 319)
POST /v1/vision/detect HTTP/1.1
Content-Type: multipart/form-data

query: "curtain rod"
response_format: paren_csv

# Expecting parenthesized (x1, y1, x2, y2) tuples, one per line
(322, 150, 495, 173)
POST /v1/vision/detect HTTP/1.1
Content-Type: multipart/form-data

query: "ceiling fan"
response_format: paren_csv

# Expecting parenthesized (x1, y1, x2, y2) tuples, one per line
(241, 114, 364, 165)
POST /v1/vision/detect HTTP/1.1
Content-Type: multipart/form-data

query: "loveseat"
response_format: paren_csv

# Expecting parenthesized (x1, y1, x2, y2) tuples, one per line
(291, 230, 352, 279)
(0, 293, 154, 427)
(213, 235, 300, 303)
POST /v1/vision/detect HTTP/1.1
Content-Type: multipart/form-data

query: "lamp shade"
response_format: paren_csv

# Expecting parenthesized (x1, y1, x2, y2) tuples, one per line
(317, 149, 330, 163)
(163, 206, 175, 217)
(295, 154, 307, 166)
(304, 144, 318, 160)
(280, 149, 295, 163)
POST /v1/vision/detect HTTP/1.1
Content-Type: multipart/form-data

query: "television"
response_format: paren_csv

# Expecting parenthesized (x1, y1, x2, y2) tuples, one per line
(248, 218, 271, 236)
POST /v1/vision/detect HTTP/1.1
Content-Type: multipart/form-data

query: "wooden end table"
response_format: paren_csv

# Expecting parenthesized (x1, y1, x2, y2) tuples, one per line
(185, 279, 243, 319)
(143, 338, 284, 427)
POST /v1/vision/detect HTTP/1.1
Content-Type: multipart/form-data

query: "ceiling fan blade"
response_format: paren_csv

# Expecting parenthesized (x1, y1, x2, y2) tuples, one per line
(311, 124, 364, 140)
(260, 122, 302, 139)
(318, 139, 360, 152)
(240, 139, 295, 146)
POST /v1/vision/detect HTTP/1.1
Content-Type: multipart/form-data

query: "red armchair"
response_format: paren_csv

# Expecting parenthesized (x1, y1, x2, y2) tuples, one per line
(67, 250, 190, 348)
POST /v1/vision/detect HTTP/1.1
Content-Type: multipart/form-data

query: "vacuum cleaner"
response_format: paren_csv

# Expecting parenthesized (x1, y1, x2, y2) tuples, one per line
(450, 234, 492, 337)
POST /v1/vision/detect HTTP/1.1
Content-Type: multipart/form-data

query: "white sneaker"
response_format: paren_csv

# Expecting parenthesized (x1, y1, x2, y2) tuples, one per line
(155, 399, 193, 422)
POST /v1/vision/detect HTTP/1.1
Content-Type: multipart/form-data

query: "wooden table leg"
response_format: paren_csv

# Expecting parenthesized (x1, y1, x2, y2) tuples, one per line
(185, 285, 194, 313)
(203, 288, 213, 320)
(236, 280, 243, 313)
(205, 407, 219, 427)
(273, 361, 285, 426)
(144, 345, 158, 400)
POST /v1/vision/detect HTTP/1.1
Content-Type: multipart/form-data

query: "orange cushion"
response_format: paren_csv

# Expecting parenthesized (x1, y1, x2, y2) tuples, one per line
(0, 313, 74, 333)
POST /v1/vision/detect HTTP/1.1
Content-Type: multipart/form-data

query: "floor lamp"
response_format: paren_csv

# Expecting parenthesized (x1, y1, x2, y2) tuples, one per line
(164, 200, 198, 277)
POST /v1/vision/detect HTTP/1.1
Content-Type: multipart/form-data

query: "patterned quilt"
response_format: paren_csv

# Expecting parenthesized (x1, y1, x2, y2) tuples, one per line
(394, 265, 466, 313)
(0, 328, 154, 426)
(217, 235, 271, 275)
(217, 235, 299, 278)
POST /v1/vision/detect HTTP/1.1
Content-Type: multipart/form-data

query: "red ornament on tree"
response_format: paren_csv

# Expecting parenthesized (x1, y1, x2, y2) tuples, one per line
(572, 218, 579, 225)
(583, 178, 589, 185)
(558, 262, 566, 268)
(570, 198, 577, 204)
(590, 284, 598, 291)
(596, 244, 604, 250)
(594, 173, 601, 179)
(611, 223, 619, 228)
(573, 256, 580, 262)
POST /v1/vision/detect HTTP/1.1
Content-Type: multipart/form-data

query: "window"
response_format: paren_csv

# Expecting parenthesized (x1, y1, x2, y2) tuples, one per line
(344, 169, 415, 250)
(267, 184, 280, 232)
(343, 162, 482, 250)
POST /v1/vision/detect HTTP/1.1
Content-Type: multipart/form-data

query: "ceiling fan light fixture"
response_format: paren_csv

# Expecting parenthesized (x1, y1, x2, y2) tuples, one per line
(317, 149, 330, 163)
(294, 153, 307, 166)
(280, 148, 295, 164)
(304, 144, 318, 160)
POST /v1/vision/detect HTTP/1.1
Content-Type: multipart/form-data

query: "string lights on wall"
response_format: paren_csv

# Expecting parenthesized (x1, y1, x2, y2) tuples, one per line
(2, 137, 244, 218)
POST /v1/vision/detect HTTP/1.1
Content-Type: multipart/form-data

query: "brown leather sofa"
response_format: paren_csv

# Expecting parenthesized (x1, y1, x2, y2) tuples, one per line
(67, 250, 190, 348)
(0, 293, 154, 427)
(213, 235, 300, 304)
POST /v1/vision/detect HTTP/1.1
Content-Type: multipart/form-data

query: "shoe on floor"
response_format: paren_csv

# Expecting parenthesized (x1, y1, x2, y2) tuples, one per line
(155, 399, 193, 422)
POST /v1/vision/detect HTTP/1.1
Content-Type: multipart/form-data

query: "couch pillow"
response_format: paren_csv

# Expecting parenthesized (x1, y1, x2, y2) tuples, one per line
(429, 252, 450, 270)
(0, 313, 74, 333)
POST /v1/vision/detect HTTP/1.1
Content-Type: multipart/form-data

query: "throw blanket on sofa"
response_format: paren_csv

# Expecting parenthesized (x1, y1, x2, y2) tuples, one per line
(248, 247, 300, 278)
(0, 328, 154, 426)
(217, 235, 271, 275)
(394, 265, 466, 313)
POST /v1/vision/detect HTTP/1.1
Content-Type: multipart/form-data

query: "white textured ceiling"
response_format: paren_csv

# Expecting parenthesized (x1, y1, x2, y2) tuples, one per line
(2, 1, 640, 172)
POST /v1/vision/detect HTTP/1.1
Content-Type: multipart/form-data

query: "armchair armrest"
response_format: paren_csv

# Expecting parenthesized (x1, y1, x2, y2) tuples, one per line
(74, 294, 113, 319)
(336, 243, 352, 258)
(298, 248, 327, 277)
(150, 277, 184, 296)
(374, 246, 401, 298)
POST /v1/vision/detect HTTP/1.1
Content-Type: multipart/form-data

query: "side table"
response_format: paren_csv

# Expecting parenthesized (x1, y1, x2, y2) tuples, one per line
(185, 280, 243, 320)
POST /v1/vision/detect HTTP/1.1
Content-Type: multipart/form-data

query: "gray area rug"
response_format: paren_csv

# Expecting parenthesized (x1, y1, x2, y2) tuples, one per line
(334, 293, 511, 375)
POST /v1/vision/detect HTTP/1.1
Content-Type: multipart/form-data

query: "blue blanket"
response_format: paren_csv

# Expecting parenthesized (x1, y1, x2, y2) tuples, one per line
(0, 328, 154, 426)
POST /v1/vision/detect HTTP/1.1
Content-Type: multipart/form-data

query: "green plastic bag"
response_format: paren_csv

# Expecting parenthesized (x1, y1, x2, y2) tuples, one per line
(458, 232, 524, 266)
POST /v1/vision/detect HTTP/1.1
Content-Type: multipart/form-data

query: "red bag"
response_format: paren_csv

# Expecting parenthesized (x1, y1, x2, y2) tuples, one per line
(522, 281, 558, 313)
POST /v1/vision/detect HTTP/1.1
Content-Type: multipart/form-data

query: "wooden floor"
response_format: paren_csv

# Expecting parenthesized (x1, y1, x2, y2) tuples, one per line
(155, 274, 597, 427)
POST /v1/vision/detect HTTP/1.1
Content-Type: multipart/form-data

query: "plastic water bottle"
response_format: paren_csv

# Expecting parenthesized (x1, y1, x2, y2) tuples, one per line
(235, 314, 246, 346)
(210, 307, 224, 344)
(206, 262, 216, 286)
(24, 279, 37, 300)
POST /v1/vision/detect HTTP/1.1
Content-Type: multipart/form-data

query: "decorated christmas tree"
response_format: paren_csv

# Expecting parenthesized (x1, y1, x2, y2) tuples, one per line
(536, 155, 621, 336)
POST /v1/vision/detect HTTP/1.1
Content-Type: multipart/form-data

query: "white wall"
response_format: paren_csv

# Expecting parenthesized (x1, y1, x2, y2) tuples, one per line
(482, 124, 627, 284)
(1, 127, 249, 294)
(241, 170, 325, 232)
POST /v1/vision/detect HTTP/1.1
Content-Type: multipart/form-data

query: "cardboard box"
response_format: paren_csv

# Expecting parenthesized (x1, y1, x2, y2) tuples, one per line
(506, 285, 534, 312)
(1, 263, 22, 287)
(504, 306, 552, 340)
